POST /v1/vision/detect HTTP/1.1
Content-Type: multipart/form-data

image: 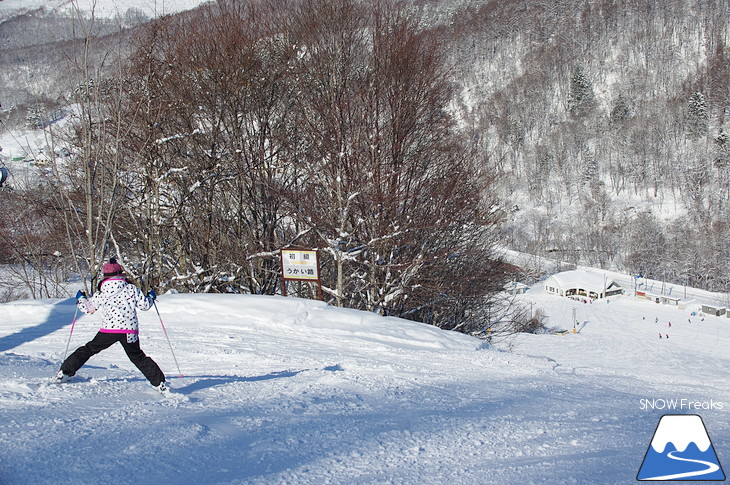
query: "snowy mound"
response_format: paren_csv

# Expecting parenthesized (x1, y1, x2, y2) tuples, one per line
(163, 293, 487, 352)
(0, 294, 486, 356)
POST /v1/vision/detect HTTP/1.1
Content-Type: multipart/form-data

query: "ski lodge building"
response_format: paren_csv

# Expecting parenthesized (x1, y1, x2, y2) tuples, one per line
(544, 270, 624, 301)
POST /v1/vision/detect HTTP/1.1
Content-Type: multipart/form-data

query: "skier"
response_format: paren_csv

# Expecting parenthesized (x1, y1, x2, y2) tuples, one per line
(54, 258, 168, 393)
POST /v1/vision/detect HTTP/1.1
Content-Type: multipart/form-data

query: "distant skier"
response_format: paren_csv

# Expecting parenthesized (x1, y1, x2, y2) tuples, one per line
(668, 322, 671, 327)
(54, 258, 168, 393)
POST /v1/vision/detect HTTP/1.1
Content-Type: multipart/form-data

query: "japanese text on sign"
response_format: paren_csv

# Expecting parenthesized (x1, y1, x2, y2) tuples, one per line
(281, 249, 319, 281)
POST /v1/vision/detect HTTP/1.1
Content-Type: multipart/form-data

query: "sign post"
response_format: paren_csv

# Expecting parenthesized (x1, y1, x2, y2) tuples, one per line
(280, 248, 323, 300)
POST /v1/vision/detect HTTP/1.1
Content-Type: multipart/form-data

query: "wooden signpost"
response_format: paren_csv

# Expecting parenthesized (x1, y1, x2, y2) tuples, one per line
(280, 248, 323, 300)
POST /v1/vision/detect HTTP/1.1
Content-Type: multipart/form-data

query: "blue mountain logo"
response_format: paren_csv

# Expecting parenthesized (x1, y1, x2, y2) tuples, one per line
(637, 414, 725, 481)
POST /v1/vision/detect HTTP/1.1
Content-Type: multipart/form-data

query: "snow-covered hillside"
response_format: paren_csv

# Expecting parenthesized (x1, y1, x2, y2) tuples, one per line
(0, 0, 209, 21)
(1, 285, 728, 484)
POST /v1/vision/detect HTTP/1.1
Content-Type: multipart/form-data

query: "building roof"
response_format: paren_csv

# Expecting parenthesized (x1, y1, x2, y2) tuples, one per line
(547, 270, 621, 294)
(504, 281, 529, 290)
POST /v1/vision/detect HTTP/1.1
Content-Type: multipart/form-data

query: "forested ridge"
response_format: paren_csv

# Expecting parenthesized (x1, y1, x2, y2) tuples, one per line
(434, 0, 729, 291)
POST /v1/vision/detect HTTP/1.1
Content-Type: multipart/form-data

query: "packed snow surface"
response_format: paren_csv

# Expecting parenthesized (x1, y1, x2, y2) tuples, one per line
(1, 282, 729, 484)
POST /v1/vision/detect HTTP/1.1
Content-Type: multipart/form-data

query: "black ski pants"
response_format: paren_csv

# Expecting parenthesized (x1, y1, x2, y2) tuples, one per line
(61, 332, 166, 386)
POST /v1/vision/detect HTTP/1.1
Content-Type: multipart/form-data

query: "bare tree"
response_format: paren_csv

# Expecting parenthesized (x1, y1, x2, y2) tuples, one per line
(288, 0, 507, 330)
(41, 0, 129, 292)
(0, 185, 69, 299)
(110, 0, 304, 293)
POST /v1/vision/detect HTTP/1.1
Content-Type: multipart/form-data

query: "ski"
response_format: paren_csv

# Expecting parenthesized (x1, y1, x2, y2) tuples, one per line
(153, 382, 188, 402)
(51, 371, 72, 384)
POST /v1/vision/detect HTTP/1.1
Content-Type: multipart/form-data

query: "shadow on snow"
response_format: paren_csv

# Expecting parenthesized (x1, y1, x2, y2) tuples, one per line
(174, 365, 343, 394)
(0, 298, 77, 353)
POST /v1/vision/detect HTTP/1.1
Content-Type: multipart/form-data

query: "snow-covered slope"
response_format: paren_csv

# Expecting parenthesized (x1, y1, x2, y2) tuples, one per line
(1, 287, 729, 484)
(0, 0, 210, 21)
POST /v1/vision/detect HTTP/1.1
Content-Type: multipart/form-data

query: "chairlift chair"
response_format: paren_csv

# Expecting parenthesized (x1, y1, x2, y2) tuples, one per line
(0, 166, 9, 187)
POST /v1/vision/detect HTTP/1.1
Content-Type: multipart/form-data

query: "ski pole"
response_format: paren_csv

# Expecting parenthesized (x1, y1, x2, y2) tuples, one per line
(153, 300, 184, 378)
(61, 304, 79, 363)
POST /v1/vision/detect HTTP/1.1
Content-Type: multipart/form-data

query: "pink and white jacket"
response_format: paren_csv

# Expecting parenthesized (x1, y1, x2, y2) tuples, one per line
(77, 277, 154, 343)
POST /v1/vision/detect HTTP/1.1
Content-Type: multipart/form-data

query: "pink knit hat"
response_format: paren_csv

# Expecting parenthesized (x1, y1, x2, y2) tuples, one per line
(102, 258, 123, 276)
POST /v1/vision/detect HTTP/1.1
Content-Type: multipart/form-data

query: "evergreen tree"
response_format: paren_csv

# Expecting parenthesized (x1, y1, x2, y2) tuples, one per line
(714, 129, 728, 149)
(610, 93, 633, 122)
(568, 65, 595, 117)
(686, 91, 709, 138)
